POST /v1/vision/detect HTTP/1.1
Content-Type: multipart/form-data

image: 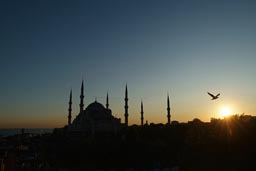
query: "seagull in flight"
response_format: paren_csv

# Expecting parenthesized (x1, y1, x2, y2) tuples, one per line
(207, 92, 220, 100)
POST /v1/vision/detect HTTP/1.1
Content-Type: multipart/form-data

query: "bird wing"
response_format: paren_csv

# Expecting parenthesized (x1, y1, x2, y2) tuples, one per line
(216, 93, 220, 97)
(207, 92, 215, 98)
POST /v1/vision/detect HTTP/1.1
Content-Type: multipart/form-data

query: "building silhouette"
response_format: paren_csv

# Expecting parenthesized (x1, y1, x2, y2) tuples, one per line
(66, 81, 172, 137)
(67, 81, 121, 137)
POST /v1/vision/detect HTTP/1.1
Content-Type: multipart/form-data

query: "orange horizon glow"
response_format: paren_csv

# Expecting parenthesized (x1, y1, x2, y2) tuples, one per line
(0, 100, 253, 128)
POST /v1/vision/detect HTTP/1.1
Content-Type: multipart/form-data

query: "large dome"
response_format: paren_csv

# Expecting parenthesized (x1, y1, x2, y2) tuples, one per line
(69, 100, 121, 137)
(85, 101, 105, 112)
(83, 101, 112, 120)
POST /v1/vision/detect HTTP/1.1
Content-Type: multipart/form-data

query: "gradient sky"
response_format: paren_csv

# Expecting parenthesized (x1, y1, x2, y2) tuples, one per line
(1, 0, 256, 128)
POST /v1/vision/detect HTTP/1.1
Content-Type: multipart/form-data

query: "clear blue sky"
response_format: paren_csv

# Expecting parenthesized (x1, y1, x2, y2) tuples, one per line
(1, 0, 256, 128)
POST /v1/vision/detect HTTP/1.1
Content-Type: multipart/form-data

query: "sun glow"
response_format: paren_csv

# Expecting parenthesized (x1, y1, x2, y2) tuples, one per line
(220, 106, 232, 118)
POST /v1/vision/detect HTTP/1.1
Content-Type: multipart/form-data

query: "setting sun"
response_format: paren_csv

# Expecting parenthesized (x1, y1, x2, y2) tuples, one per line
(220, 107, 232, 118)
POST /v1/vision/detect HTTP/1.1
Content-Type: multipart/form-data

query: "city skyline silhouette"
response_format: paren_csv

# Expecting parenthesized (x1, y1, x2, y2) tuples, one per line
(1, 1, 256, 170)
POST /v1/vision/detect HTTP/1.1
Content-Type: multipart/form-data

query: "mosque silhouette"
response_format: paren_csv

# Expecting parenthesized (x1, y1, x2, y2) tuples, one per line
(65, 80, 171, 138)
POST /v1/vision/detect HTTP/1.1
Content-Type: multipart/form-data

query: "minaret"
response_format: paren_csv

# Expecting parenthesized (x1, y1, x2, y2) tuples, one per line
(106, 92, 109, 109)
(79, 80, 84, 113)
(167, 93, 171, 125)
(68, 89, 72, 126)
(141, 100, 144, 126)
(124, 84, 129, 126)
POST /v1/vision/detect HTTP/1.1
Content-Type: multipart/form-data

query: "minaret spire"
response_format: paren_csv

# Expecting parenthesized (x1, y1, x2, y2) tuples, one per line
(167, 92, 171, 125)
(79, 80, 84, 113)
(106, 92, 109, 109)
(141, 99, 144, 126)
(124, 84, 129, 126)
(68, 89, 72, 126)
